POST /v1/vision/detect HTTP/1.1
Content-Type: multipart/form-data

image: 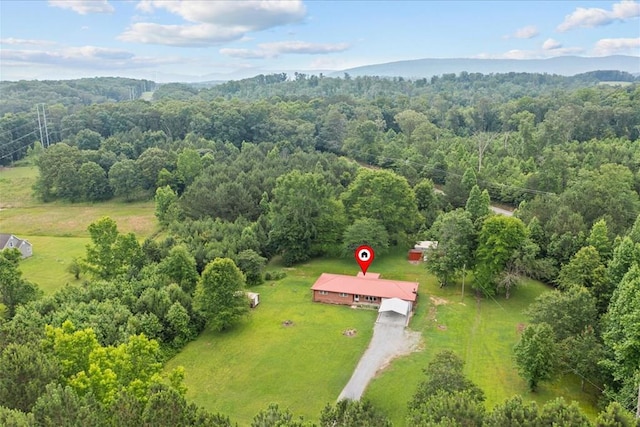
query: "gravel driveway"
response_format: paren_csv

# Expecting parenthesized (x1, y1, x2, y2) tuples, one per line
(338, 311, 422, 401)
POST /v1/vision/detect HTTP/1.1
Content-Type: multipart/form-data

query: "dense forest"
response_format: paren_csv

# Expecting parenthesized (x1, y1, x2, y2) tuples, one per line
(1, 73, 640, 425)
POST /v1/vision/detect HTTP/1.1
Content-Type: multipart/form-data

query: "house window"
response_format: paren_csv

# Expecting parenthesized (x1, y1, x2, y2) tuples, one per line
(319, 291, 328, 295)
(339, 293, 348, 297)
(364, 296, 377, 302)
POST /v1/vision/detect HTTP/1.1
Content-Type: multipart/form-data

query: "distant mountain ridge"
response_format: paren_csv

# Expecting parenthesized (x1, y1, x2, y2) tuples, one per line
(333, 55, 640, 79)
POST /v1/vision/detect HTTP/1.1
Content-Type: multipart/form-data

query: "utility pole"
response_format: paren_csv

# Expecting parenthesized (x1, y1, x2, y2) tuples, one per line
(41, 104, 50, 148)
(36, 104, 44, 145)
(461, 263, 466, 300)
(636, 380, 639, 418)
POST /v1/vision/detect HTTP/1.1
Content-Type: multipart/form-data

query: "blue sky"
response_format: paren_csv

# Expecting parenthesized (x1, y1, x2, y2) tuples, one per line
(1, 0, 638, 81)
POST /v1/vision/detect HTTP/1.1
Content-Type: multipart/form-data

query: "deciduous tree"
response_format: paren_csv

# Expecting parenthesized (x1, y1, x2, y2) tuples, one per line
(269, 171, 346, 265)
(83, 217, 144, 280)
(194, 258, 248, 331)
(154, 185, 181, 227)
(602, 264, 640, 408)
(526, 286, 598, 342)
(234, 249, 267, 287)
(109, 160, 143, 202)
(158, 245, 199, 294)
(176, 148, 203, 187)
(342, 218, 389, 257)
(342, 168, 420, 240)
(513, 323, 558, 391)
(78, 161, 111, 201)
(474, 216, 528, 296)
(587, 219, 612, 262)
(413, 178, 439, 228)
(0, 249, 40, 318)
(425, 209, 475, 287)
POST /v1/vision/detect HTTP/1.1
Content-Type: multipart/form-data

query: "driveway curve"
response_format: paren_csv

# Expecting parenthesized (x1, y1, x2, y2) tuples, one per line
(338, 312, 422, 401)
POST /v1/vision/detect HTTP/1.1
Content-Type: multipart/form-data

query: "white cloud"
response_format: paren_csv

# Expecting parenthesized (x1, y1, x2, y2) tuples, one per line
(120, 23, 245, 46)
(506, 25, 539, 39)
(542, 38, 562, 50)
(262, 41, 350, 54)
(48, 0, 114, 15)
(221, 40, 351, 59)
(121, 0, 306, 46)
(219, 48, 272, 59)
(557, 0, 640, 32)
(593, 37, 640, 55)
(0, 45, 179, 69)
(0, 38, 57, 47)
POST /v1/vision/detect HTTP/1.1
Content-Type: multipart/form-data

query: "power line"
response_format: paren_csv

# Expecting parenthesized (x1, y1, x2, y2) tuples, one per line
(0, 120, 35, 138)
(0, 132, 38, 160)
(0, 129, 39, 148)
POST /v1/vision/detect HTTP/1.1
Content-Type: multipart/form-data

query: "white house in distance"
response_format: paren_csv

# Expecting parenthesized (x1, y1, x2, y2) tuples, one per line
(0, 234, 33, 258)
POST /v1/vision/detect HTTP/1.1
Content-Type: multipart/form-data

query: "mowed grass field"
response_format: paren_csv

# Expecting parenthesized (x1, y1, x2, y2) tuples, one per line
(166, 251, 599, 425)
(0, 166, 157, 292)
(365, 274, 599, 425)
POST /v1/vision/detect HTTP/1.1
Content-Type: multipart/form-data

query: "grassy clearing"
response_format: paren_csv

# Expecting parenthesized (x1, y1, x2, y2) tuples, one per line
(165, 275, 376, 425)
(18, 235, 88, 294)
(0, 203, 156, 238)
(0, 166, 157, 237)
(1, 166, 157, 293)
(365, 274, 599, 425)
(0, 165, 37, 208)
(169, 250, 598, 425)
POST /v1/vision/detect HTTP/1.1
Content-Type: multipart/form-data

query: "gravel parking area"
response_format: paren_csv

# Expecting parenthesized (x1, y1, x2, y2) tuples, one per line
(338, 312, 422, 401)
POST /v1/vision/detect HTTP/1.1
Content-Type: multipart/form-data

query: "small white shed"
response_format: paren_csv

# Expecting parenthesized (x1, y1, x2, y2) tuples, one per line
(247, 292, 260, 308)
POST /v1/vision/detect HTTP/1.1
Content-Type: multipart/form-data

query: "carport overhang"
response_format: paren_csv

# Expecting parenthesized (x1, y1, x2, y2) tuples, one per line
(379, 297, 411, 316)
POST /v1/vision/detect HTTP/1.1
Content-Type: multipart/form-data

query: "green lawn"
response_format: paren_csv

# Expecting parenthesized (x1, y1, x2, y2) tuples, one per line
(365, 274, 599, 425)
(0, 166, 157, 238)
(0, 165, 36, 208)
(18, 235, 88, 294)
(1, 166, 158, 293)
(167, 250, 599, 425)
(165, 275, 377, 425)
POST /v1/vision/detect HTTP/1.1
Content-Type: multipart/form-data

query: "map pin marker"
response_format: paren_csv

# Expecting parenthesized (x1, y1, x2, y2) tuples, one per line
(355, 245, 375, 276)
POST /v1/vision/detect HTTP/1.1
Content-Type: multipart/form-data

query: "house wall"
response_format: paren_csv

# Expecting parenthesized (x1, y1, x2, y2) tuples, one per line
(313, 290, 354, 305)
(2, 235, 32, 258)
(313, 290, 391, 306)
(18, 242, 32, 258)
(5, 236, 19, 249)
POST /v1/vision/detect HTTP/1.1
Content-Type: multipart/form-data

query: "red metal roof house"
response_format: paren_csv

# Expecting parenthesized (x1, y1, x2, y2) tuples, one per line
(311, 273, 418, 310)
